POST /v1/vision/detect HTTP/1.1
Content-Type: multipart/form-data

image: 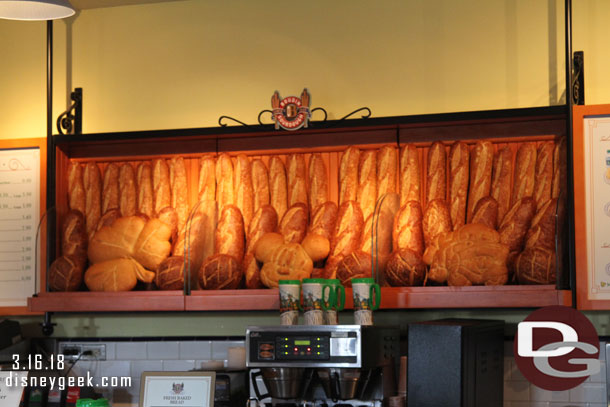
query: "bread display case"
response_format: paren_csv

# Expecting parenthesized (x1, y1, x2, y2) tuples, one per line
(27, 106, 573, 312)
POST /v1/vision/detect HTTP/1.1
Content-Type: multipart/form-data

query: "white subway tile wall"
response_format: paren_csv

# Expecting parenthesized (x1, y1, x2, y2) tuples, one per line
(59, 339, 607, 407)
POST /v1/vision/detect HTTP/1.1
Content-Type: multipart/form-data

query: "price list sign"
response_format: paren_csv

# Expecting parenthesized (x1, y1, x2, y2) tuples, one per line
(0, 148, 40, 307)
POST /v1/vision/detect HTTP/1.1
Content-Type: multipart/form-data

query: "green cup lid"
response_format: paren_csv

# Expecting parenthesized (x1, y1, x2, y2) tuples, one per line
(279, 280, 301, 284)
(93, 400, 109, 407)
(302, 278, 326, 283)
(76, 399, 108, 407)
(326, 279, 341, 285)
(351, 277, 375, 284)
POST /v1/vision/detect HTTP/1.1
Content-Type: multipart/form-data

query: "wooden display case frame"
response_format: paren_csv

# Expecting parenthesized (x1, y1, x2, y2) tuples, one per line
(27, 106, 573, 313)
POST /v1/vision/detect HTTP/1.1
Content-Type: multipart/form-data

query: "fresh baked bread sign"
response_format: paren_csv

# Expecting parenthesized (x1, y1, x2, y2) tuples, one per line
(271, 88, 311, 131)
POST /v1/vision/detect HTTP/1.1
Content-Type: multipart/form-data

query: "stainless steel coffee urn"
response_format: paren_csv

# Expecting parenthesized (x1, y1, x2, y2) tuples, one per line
(246, 325, 400, 407)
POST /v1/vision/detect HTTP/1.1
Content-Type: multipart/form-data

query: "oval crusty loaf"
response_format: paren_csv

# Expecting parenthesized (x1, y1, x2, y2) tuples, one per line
(246, 204, 279, 254)
(48, 255, 84, 292)
(199, 253, 243, 290)
(335, 251, 372, 287)
(470, 196, 499, 230)
(279, 203, 308, 244)
(386, 249, 427, 287)
(309, 201, 338, 241)
(392, 200, 424, 255)
(422, 199, 452, 249)
(61, 210, 88, 266)
(214, 204, 245, 262)
(156, 256, 185, 290)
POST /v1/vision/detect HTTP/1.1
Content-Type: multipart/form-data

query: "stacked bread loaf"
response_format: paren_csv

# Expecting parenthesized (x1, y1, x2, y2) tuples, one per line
(51, 137, 564, 292)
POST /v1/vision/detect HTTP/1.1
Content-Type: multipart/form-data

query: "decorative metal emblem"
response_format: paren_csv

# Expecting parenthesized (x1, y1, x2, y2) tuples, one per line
(271, 88, 311, 131)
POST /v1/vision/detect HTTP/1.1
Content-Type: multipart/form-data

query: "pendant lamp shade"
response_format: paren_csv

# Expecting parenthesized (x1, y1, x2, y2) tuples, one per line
(0, 0, 75, 20)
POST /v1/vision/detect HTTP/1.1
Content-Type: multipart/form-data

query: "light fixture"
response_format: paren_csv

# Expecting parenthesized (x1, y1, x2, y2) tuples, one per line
(0, 0, 74, 21)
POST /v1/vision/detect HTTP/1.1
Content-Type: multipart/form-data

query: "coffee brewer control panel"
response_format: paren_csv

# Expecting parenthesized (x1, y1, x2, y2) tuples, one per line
(246, 325, 399, 369)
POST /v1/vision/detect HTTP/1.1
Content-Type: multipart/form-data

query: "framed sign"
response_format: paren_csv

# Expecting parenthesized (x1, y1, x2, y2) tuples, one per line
(573, 104, 610, 309)
(0, 138, 46, 315)
(139, 371, 215, 407)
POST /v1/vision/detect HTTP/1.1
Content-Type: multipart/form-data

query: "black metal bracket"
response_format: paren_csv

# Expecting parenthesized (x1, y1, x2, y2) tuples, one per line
(572, 51, 584, 105)
(57, 87, 83, 135)
(41, 312, 56, 336)
(218, 106, 371, 129)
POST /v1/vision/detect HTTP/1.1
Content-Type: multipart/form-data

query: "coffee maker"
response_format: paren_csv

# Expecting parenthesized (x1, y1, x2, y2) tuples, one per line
(246, 325, 400, 407)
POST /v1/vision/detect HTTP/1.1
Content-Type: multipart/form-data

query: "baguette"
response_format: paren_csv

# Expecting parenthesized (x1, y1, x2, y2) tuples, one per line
(136, 162, 154, 217)
(308, 153, 328, 213)
(534, 141, 554, 210)
(246, 204, 279, 254)
(214, 204, 245, 262)
(234, 154, 254, 229)
(309, 201, 338, 241)
(426, 142, 447, 205)
(101, 162, 119, 215)
(286, 153, 308, 208)
(216, 153, 235, 211)
(252, 159, 270, 212)
(198, 156, 216, 203)
(552, 137, 567, 199)
(491, 146, 513, 223)
(61, 210, 88, 266)
(471, 196, 499, 230)
(512, 143, 537, 205)
(357, 149, 378, 221)
(169, 157, 189, 233)
(399, 144, 421, 205)
(422, 199, 452, 249)
(152, 159, 171, 216)
(466, 141, 494, 221)
(68, 162, 86, 215)
(118, 163, 137, 217)
(269, 156, 288, 220)
(448, 141, 469, 230)
(279, 203, 308, 244)
(525, 198, 557, 250)
(377, 145, 398, 199)
(326, 200, 364, 279)
(498, 197, 536, 257)
(339, 146, 360, 205)
(392, 200, 425, 255)
(83, 162, 102, 237)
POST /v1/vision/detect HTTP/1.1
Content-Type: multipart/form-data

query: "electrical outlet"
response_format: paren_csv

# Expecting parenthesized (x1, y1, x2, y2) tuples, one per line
(59, 343, 106, 361)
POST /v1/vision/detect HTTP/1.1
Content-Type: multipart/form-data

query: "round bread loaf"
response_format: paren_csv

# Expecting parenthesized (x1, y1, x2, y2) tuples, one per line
(301, 233, 330, 262)
(156, 256, 185, 290)
(199, 254, 243, 290)
(335, 251, 372, 286)
(48, 255, 84, 292)
(386, 249, 427, 286)
(514, 246, 556, 284)
(260, 243, 312, 288)
(254, 232, 285, 263)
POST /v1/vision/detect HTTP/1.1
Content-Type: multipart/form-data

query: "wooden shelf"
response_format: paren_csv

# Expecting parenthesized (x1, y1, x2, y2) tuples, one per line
(27, 286, 570, 313)
(27, 291, 184, 312)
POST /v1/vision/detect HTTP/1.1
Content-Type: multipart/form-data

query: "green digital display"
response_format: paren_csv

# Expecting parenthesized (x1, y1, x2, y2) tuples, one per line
(294, 340, 310, 345)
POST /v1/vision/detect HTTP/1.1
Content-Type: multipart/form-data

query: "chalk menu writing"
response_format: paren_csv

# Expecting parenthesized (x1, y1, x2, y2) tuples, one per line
(0, 148, 40, 307)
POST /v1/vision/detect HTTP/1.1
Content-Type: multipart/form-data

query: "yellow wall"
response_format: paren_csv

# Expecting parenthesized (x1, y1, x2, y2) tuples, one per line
(1, 0, 610, 336)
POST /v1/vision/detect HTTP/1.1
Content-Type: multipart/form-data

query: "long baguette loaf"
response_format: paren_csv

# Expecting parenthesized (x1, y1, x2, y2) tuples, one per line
(309, 201, 338, 241)
(426, 142, 446, 205)
(61, 210, 88, 266)
(83, 162, 102, 237)
(399, 144, 421, 205)
(214, 204, 245, 263)
(308, 153, 328, 213)
(169, 157, 189, 233)
(552, 137, 567, 199)
(377, 146, 398, 199)
(327, 201, 364, 273)
(234, 154, 254, 229)
(119, 163, 137, 217)
(466, 141, 494, 222)
(68, 162, 86, 216)
(198, 156, 216, 203)
(286, 154, 308, 209)
(392, 200, 425, 255)
(244, 205, 278, 289)
(512, 143, 537, 205)
(448, 141, 469, 230)
(252, 159, 270, 213)
(357, 149, 377, 221)
(136, 162, 153, 218)
(101, 163, 119, 215)
(152, 159, 171, 215)
(491, 146, 513, 223)
(216, 153, 235, 212)
(339, 146, 360, 205)
(269, 156, 288, 220)
(534, 141, 554, 210)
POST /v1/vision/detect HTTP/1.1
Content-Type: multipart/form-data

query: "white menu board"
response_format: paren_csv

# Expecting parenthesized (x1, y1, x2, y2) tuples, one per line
(583, 116, 610, 300)
(0, 147, 40, 307)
